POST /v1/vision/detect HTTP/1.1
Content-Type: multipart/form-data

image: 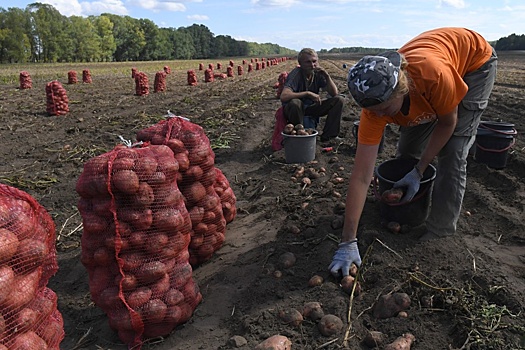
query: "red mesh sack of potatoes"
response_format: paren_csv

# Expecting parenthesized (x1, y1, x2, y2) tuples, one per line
(204, 69, 214, 83)
(135, 115, 229, 266)
(198, 63, 204, 71)
(163, 65, 171, 74)
(276, 71, 288, 98)
(76, 142, 202, 349)
(68, 70, 78, 84)
(237, 65, 244, 76)
(45, 80, 69, 116)
(0, 183, 63, 349)
(226, 66, 233, 77)
(208, 63, 214, 70)
(187, 70, 198, 86)
(131, 67, 137, 78)
(248, 63, 253, 73)
(135, 72, 149, 96)
(154, 71, 166, 93)
(82, 69, 92, 83)
(216, 62, 222, 70)
(19, 71, 32, 89)
(213, 73, 227, 80)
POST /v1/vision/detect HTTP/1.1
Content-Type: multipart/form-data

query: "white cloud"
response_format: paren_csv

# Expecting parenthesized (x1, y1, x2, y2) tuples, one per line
(130, 0, 186, 12)
(439, 0, 466, 9)
(37, 0, 83, 16)
(187, 14, 209, 21)
(81, 0, 128, 16)
(251, 0, 299, 8)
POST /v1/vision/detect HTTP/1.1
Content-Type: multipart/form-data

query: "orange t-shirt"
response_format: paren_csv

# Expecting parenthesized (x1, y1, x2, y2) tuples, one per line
(358, 27, 493, 145)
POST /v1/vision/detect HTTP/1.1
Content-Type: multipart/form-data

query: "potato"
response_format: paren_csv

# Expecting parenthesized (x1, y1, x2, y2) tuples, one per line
(385, 333, 416, 350)
(302, 301, 324, 321)
(278, 252, 296, 269)
(255, 335, 292, 350)
(363, 330, 387, 348)
(0, 228, 19, 263)
(308, 275, 323, 287)
(381, 188, 404, 203)
(340, 275, 361, 296)
(318, 314, 343, 336)
(278, 308, 303, 327)
(387, 221, 402, 233)
(372, 292, 411, 319)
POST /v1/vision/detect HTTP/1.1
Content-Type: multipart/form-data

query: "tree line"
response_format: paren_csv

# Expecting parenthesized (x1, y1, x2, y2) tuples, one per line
(320, 34, 525, 54)
(0, 3, 296, 64)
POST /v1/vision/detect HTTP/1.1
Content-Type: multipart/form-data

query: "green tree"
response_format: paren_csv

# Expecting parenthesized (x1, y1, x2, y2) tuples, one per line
(67, 16, 100, 62)
(168, 28, 195, 60)
(183, 24, 214, 59)
(0, 7, 32, 63)
(27, 3, 69, 62)
(105, 14, 146, 61)
(91, 15, 116, 61)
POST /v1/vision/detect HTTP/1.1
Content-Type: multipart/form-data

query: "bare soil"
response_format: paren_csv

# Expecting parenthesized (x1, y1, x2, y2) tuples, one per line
(0, 52, 524, 350)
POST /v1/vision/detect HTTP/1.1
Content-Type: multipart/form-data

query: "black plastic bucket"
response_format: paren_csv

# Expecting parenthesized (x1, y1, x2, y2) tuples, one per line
(474, 121, 517, 169)
(353, 120, 385, 153)
(375, 158, 436, 226)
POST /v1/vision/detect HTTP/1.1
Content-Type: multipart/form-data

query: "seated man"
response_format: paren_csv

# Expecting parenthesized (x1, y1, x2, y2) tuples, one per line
(280, 48, 344, 142)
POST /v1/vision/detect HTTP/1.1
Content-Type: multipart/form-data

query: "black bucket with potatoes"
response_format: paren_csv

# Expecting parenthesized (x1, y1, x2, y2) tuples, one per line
(474, 121, 517, 169)
(375, 158, 436, 226)
(281, 130, 318, 163)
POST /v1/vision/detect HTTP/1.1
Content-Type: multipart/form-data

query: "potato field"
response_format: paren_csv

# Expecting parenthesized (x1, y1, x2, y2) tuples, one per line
(0, 52, 524, 350)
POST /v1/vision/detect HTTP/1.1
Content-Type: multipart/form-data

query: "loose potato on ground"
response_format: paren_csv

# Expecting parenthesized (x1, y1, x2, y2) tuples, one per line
(278, 252, 296, 269)
(308, 275, 323, 287)
(340, 275, 362, 296)
(278, 308, 303, 327)
(372, 292, 411, 319)
(302, 301, 324, 321)
(317, 314, 343, 336)
(384, 333, 416, 350)
(363, 330, 387, 348)
(255, 335, 292, 350)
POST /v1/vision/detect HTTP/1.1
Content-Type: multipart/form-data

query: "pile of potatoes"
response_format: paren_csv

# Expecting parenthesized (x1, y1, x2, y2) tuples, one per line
(282, 123, 315, 136)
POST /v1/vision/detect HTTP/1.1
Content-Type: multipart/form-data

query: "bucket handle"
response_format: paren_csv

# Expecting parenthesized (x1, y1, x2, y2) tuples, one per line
(475, 138, 515, 153)
(372, 175, 431, 207)
(478, 124, 518, 136)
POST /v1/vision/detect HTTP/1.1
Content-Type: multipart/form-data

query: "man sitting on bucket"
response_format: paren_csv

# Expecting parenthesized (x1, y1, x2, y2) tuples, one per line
(280, 48, 344, 143)
(329, 27, 497, 278)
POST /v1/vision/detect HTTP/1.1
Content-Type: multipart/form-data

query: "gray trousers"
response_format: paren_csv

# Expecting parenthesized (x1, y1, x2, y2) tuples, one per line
(283, 95, 344, 139)
(397, 48, 498, 236)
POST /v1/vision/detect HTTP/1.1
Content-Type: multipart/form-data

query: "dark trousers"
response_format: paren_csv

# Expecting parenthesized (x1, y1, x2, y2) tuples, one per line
(283, 95, 344, 139)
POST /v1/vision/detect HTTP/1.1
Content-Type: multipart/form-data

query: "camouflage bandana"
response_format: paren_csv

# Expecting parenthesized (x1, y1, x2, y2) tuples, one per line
(347, 51, 401, 108)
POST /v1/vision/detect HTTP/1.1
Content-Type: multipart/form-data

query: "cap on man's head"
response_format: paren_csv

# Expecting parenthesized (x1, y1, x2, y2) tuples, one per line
(346, 51, 401, 108)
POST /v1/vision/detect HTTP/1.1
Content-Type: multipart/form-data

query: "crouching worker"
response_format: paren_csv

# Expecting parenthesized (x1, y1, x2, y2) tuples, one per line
(280, 48, 344, 142)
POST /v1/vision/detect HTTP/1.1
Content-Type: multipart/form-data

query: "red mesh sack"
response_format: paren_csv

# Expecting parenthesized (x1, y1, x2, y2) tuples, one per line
(0, 184, 63, 349)
(187, 70, 198, 86)
(208, 63, 214, 70)
(154, 71, 166, 93)
(229, 60, 234, 67)
(45, 80, 69, 116)
(204, 69, 214, 83)
(131, 67, 137, 78)
(135, 72, 149, 96)
(237, 65, 244, 76)
(248, 63, 253, 73)
(19, 71, 32, 89)
(213, 73, 227, 80)
(82, 69, 92, 83)
(198, 63, 204, 71)
(68, 70, 78, 84)
(136, 115, 229, 266)
(226, 66, 233, 78)
(76, 143, 202, 349)
(276, 71, 288, 99)
(163, 65, 171, 74)
(216, 62, 222, 70)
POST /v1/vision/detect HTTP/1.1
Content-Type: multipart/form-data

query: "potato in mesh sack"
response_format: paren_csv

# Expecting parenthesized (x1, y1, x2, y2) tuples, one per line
(76, 142, 202, 349)
(0, 183, 64, 349)
(136, 114, 237, 266)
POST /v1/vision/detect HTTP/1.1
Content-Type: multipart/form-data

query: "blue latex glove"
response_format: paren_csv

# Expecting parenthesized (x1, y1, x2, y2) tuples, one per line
(328, 240, 361, 277)
(393, 167, 422, 202)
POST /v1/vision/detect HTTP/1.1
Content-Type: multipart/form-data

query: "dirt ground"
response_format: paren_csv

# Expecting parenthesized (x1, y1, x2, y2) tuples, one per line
(0, 51, 524, 350)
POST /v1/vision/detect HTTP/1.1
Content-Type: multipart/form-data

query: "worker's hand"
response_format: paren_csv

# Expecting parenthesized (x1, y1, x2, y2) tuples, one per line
(393, 167, 421, 202)
(328, 240, 361, 277)
(307, 91, 321, 104)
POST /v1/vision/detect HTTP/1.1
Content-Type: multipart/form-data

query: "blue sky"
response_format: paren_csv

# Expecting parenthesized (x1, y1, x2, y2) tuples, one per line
(3, 0, 524, 51)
